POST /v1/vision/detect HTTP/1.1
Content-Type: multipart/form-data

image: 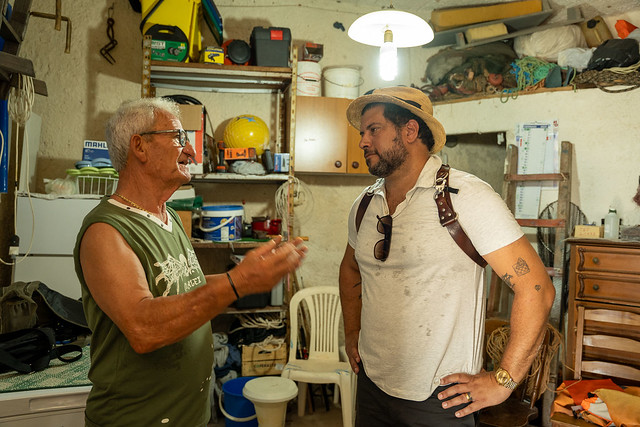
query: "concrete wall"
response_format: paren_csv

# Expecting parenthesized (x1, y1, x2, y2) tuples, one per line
(3, 1, 640, 288)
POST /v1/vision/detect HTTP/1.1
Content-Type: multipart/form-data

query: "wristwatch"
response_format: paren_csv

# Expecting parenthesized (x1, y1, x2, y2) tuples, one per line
(494, 367, 518, 390)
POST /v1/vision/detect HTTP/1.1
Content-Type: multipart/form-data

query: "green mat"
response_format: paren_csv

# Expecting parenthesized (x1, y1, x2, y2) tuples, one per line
(0, 349, 91, 393)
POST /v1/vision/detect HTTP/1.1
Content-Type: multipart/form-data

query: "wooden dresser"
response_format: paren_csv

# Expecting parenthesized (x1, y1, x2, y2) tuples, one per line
(565, 238, 640, 383)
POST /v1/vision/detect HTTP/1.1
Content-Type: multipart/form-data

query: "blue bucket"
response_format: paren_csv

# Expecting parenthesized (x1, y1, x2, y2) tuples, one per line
(220, 377, 258, 427)
(199, 204, 243, 242)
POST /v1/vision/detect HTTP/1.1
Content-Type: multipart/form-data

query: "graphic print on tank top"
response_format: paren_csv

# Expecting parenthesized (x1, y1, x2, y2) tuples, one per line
(154, 249, 203, 296)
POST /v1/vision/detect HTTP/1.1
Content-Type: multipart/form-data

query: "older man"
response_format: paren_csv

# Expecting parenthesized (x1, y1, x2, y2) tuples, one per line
(75, 97, 306, 426)
(339, 87, 554, 426)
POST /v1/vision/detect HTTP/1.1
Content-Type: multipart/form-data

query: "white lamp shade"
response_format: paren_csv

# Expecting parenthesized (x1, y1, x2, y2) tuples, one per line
(348, 10, 434, 48)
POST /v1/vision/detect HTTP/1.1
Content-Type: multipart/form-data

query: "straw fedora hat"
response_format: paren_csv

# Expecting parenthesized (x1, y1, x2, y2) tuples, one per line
(346, 86, 446, 154)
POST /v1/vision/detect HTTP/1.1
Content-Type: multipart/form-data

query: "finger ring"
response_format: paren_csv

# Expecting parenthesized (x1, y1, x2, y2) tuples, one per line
(465, 392, 472, 402)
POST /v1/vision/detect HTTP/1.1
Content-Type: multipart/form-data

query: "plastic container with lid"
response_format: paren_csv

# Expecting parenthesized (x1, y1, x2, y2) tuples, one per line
(603, 206, 619, 239)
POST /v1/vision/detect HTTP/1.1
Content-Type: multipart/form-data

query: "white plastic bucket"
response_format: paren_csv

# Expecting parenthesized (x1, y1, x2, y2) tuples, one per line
(322, 66, 362, 99)
(242, 377, 298, 427)
(297, 61, 321, 97)
(199, 204, 243, 242)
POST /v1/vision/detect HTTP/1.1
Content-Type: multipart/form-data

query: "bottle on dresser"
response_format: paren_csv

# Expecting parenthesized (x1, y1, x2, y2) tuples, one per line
(603, 206, 620, 239)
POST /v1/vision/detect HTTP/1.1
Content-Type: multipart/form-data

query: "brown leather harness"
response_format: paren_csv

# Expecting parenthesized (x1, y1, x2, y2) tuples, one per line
(355, 164, 487, 267)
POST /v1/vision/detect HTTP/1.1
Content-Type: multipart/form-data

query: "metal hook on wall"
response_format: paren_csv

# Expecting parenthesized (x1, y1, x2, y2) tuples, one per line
(30, 0, 72, 53)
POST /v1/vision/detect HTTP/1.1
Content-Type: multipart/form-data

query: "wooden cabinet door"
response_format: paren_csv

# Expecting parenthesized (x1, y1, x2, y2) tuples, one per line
(295, 96, 348, 173)
(346, 125, 368, 174)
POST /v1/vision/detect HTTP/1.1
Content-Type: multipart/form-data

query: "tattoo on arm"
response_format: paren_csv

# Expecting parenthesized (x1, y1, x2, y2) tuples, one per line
(513, 257, 530, 276)
(535, 284, 541, 291)
(501, 273, 514, 290)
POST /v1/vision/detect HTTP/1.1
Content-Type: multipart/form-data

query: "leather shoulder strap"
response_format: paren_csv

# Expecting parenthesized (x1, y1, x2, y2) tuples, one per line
(355, 192, 374, 233)
(435, 165, 488, 268)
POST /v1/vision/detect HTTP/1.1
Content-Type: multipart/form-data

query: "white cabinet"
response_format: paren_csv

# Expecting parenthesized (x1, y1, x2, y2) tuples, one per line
(14, 195, 100, 300)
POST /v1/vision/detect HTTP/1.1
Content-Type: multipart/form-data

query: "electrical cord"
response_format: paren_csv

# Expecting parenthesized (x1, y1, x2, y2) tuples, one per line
(0, 74, 36, 266)
(275, 176, 314, 234)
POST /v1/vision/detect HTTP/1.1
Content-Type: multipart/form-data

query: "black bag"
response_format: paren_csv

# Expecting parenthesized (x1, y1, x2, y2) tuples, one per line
(587, 38, 640, 71)
(0, 327, 82, 374)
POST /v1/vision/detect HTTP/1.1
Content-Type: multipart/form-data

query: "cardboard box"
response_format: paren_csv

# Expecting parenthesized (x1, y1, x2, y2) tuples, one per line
(574, 225, 604, 238)
(176, 210, 192, 237)
(178, 104, 205, 175)
(465, 23, 509, 42)
(82, 140, 110, 161)
(201, 46, 224, 63)
(430, 0, 542, 31)
(302, 42, 323, 62)
(273, 153, 289, 172)
(241, 343, 288, 376)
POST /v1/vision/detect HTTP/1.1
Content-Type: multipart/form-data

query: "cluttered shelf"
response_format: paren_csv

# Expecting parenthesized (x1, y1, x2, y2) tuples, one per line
(431, 84, 577, 105)
(147, 60, 293, 93)
(191, 173, 289, 183)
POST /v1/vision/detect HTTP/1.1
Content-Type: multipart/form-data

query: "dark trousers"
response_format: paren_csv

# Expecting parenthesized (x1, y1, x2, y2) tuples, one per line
(355, 363, 475, 427)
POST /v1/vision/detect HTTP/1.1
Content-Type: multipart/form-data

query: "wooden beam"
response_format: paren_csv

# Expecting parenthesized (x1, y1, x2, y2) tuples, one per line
(0, 51, 35, 76)
(505, 173, 567, 182)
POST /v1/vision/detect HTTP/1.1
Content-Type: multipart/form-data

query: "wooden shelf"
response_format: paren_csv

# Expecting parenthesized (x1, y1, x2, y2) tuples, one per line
(191, 239, 269, 249)
(148, 60, 293, 93)
(223, 305, 286, 315)
(426, 0, 585, 49)
(191, 173, 289, 183)
(432, 85, 577, 106)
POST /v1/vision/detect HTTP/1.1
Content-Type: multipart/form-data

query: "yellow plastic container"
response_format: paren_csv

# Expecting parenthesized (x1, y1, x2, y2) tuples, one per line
(141, 0, 202, 62)
(580, 16, 613, 48)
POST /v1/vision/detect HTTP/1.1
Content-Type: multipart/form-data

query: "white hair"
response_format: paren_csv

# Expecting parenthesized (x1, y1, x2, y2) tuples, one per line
(105, 97, 181, 171)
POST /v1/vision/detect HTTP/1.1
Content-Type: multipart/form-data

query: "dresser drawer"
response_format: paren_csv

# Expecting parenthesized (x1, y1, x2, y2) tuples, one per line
(576, 273, 640, 305)
(576, 245, 640, 275)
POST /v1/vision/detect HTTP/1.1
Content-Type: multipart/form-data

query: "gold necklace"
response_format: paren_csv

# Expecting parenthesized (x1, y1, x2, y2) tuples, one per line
(113, 193, 164, 220)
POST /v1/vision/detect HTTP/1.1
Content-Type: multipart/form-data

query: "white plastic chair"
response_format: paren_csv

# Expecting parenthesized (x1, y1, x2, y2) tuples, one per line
(281, 286, 356, 427)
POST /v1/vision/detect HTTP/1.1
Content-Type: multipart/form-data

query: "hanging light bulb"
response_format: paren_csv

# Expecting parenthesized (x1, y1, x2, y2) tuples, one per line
(348, 8, 434, 81)
(379, 29, 397, 81)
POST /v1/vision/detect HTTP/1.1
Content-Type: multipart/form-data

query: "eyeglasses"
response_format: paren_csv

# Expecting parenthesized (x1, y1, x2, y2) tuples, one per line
(374, 214, 392, 261)
(139, 129, 189, 147)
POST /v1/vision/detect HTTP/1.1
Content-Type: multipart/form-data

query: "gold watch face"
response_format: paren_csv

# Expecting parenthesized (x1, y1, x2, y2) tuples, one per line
(495, 368, 510, 385)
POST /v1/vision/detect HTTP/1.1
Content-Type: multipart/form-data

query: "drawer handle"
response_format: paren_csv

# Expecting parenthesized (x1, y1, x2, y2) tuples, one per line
(592, 257, 599, 264)
(352, 161, 360, 169)
(335, 160, 342, 168)
(592, 284, 599, 291)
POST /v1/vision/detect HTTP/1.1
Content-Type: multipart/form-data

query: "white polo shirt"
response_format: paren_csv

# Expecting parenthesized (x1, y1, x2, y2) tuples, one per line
(347, 155, 523, 401)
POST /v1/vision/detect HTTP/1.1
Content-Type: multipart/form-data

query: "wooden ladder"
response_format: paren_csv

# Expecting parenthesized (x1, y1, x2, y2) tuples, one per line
(487, 140, 573, 322)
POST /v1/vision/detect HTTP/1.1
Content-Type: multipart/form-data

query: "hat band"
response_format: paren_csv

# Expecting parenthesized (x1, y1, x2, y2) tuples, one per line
(391, 96, 421, 110)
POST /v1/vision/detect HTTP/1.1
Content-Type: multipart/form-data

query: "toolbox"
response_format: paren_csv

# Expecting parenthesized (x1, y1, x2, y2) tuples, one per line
(250, 27, 291, 67)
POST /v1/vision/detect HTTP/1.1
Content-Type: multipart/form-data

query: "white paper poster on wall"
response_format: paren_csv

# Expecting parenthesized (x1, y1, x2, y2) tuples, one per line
(514, 120, 559, 219)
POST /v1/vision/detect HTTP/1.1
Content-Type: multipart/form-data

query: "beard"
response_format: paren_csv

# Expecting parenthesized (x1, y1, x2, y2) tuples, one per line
(366, 131, 408, 177)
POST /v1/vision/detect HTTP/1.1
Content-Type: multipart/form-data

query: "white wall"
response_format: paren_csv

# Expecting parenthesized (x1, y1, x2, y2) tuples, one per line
(16, 1, 640, 288)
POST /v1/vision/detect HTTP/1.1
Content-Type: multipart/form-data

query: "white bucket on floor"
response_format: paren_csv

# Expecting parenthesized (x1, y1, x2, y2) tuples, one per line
(297, 60, 321, 96)
(198, 204, 243, 242)
(322, 66, 362, 99)
(242, 377, 298, 427)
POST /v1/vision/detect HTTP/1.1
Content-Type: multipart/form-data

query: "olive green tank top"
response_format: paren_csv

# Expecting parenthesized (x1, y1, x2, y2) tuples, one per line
(74, 198, 213, 427)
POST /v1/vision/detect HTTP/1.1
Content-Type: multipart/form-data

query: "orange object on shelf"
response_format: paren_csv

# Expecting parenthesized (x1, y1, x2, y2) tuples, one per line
(615, 19, 638, 38)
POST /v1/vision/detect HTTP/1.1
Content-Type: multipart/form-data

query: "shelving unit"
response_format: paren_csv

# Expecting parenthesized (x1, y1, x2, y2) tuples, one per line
(141, 39, 298, 326)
